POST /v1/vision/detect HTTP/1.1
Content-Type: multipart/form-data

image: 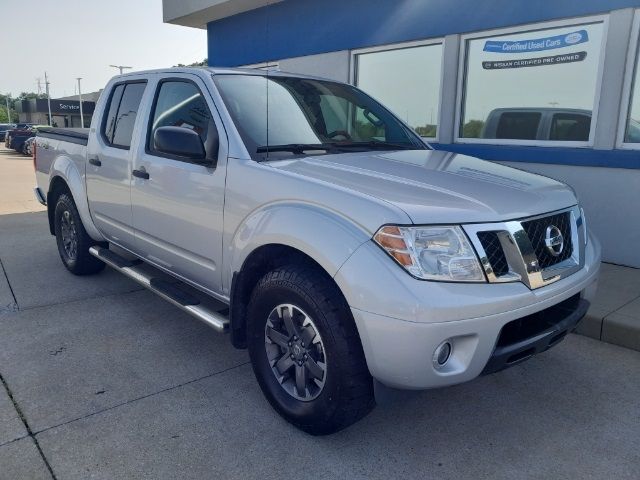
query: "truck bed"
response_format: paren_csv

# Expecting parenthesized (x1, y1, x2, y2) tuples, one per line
(37, 127, 89, 146)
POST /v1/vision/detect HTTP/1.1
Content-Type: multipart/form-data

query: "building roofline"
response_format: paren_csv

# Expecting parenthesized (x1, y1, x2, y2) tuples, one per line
(162, 0, 282, 29)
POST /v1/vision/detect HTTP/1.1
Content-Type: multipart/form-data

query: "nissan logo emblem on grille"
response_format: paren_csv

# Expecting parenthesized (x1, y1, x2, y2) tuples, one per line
(544, 225, 564, 257)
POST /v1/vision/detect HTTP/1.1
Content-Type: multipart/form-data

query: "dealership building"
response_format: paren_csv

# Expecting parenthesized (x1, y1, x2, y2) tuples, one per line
(164, 0, 640, 268)
(14, 94, 98, 128)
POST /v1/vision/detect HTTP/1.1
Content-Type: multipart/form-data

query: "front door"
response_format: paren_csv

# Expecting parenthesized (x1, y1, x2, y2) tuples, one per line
(86, 80, 147, 248)
(130, 75, 227, 295)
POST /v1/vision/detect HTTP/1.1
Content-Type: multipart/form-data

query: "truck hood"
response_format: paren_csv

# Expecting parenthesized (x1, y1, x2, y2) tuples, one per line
(267, 149, 577, 224)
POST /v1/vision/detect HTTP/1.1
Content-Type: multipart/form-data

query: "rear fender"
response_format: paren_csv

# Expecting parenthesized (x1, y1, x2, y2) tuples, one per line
(49, 155, 104, 241)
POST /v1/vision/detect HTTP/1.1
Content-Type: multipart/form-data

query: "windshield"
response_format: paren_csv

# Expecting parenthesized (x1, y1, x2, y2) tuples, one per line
(213, 74, 426, 160)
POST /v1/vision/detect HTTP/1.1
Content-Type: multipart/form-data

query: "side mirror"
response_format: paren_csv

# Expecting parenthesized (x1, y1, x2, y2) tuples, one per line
(153, 126, 206, 161)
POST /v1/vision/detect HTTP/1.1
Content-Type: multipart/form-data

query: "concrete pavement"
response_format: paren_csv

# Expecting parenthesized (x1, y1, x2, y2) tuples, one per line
(0, 146, 639, 479)
(0, 147, 46, 215)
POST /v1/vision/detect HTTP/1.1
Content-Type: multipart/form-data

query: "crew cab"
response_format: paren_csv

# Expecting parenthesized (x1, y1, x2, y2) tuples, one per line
(34, 68, 600, 435)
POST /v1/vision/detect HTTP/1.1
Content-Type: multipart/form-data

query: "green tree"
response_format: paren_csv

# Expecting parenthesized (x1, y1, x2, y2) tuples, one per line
(0, 93, 16, 123)
(17, 92, 47, 101)
(461, 119, 485, 138)
(174, 58, 208, 67)
(0, 92, 48, 122)
(415, 124, 437, 137)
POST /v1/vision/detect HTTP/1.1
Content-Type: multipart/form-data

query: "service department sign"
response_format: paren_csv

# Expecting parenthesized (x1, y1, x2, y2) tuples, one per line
(58, 102, 80, 110)
(34, 98, 95, 114)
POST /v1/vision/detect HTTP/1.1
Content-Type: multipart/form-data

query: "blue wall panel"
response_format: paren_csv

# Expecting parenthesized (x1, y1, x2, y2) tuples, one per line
(207, 0, 640, 67)
(429, 143, 640, 169)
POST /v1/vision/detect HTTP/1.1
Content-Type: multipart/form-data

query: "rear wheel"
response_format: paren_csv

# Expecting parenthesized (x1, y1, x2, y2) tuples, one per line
(54, 193, 105, 275)
(247, 264, 374, 435)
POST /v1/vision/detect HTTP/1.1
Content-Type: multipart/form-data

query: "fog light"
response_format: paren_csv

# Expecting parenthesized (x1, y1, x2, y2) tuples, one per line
(433, 341, 452, 368)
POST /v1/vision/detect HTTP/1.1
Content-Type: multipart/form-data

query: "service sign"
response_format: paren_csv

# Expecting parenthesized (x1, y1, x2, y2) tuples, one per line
(483, 29, 589, 53)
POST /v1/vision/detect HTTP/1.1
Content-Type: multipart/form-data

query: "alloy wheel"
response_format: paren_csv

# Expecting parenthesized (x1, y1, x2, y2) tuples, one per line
(264, 304, 327, 401)
(60, 210, 78, 261)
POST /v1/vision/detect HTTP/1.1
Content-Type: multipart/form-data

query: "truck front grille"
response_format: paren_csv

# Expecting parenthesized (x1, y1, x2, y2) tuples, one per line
(521, 211, 573, 268)
(464, 206, 585, 290)
(477, 231, 509, 277)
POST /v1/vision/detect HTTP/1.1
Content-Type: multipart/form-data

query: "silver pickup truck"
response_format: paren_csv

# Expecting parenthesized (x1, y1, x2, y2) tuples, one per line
(34, 67, 601, 435)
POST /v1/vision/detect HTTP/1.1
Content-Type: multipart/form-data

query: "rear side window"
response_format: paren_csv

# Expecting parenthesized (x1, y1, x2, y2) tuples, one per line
(148, 80, 215, 157)
(495, 112, 541, 140)
(103, 84, 124, 143)
(102, 82, 146, 149)
(549, 113, 591, 141)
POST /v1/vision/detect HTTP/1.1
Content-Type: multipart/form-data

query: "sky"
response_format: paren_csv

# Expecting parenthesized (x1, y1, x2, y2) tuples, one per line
(0, 0, 207, 97)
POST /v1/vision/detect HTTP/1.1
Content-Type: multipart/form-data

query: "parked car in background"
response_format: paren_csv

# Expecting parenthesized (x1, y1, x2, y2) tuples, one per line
(0, 123, 16, 142)
(34, 68, 600, 435)
(7, 124, 46, 152)
(5, 124, 32, 148)
(481, 108, 592, 141)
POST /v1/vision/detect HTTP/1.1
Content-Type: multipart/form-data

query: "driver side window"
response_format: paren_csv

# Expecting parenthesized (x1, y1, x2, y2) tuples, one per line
(148, 80, 215, 158)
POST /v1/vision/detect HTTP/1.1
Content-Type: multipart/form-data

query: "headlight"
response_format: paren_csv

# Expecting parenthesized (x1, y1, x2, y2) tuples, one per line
(373, 225, 485, 282)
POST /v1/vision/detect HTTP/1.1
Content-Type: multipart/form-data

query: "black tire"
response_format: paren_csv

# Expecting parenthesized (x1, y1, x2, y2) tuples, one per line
(54, 193, 105, 275)
(247, 264, 374, 435)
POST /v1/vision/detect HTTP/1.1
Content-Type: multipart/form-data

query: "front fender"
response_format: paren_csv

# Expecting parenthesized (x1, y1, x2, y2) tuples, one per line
(225, 203, 370, 291)
(49, 155, 104, 241)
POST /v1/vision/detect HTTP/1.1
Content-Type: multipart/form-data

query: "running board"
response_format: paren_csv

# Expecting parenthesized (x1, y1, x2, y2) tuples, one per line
(89, 246, 229, 333)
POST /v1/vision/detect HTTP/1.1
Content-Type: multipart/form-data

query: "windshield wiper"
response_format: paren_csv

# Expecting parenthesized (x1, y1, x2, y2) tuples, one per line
(256, 143, 335, 154)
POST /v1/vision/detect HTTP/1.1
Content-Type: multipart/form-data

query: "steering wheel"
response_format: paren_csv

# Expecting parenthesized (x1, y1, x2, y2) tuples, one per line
(327, 130, 352, 141)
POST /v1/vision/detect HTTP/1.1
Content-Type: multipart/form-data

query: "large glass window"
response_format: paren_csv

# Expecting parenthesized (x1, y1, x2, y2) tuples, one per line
(460, 22, 604, 142)
(355, 43, 443, 138)
(624, 33, 640, 143)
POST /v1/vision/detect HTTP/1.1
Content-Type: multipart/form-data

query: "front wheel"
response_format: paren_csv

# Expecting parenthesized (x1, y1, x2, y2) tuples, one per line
(54, 193, 105, 275)
(247, 265, 374, 435)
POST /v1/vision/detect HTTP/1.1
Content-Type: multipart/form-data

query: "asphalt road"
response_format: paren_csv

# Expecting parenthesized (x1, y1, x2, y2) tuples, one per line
(0, 147, 639, 479)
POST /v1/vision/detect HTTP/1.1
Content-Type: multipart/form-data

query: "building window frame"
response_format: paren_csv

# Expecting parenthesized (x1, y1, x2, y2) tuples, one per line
(617, 9, 640, 150)
(351, 37, 445, 142)
(454, 14, 610, 148)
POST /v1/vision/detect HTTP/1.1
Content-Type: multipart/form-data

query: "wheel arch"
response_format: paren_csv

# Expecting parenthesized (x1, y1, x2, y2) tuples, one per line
(229, 243, 356, 349)
(47, 155, 104, 241)
(226, 204, 370, 349)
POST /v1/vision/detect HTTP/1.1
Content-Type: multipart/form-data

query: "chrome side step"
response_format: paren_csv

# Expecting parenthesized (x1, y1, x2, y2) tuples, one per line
(89, 246, 229, 333)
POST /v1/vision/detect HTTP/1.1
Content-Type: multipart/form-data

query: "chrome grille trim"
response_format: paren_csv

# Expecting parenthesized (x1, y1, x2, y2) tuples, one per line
(463, 206, 585, 290)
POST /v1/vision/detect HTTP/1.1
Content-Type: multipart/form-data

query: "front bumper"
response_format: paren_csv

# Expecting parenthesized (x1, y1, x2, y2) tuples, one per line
(336, 232, 600, 389)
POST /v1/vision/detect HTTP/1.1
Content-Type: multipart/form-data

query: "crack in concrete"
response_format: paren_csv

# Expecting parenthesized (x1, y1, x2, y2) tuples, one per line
(0, 257, 18, 312)
(0, 372, 57, 480)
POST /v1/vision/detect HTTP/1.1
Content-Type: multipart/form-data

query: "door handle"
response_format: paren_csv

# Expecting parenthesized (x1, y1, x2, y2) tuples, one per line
(132, 168, 150, 180)
(88, 157, 101, 167)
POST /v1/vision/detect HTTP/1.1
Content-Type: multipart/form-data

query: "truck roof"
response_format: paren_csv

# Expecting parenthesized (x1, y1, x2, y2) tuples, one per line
(487, 107, 591, 116)
(111, 66, 332, 82)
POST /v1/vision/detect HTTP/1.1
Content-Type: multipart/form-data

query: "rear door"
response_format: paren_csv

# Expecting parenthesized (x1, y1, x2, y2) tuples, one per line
(86, 79, 148, 248)
(130, 74, 228, 295)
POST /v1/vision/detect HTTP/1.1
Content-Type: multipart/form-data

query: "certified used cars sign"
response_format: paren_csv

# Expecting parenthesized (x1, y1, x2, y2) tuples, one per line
(483, 29, 589, 53)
